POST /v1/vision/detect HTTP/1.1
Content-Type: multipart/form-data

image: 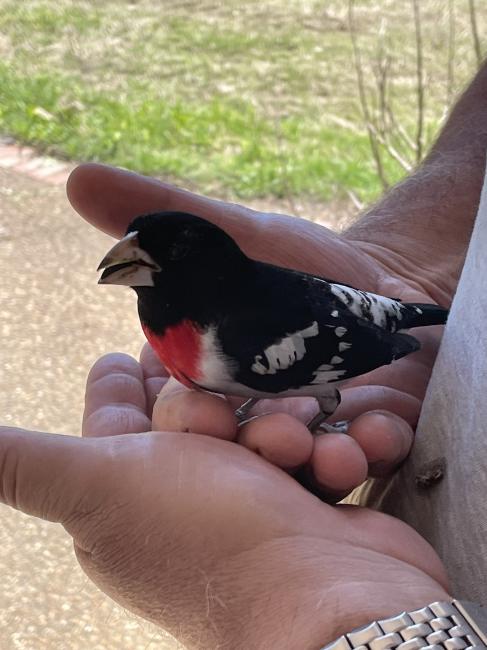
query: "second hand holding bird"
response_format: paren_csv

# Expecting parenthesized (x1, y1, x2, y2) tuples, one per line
(67, 162, 454, 499)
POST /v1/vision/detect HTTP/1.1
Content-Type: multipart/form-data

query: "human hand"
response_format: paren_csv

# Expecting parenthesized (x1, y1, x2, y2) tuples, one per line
(0, 352, 450, 649)
(67, 164, 449, 499)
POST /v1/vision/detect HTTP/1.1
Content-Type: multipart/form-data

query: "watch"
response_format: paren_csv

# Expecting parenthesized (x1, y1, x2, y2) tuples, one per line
(321, 600, 487, 650)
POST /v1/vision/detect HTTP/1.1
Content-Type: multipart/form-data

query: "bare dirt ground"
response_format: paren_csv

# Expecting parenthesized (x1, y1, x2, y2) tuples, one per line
(0, 166, 178, 650)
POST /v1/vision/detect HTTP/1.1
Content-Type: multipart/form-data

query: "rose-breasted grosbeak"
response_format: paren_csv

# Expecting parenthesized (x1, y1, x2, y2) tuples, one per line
(98, 212, 448, 431)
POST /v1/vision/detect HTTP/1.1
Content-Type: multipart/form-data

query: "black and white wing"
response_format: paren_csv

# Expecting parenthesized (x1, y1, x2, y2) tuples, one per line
(316, 278, 408, 332)
(216, 268, 420, 397)
(318, 278, 447, 331)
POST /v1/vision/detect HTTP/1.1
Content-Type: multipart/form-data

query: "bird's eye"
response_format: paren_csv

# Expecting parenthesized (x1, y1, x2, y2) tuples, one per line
(168, 241, 191, 261)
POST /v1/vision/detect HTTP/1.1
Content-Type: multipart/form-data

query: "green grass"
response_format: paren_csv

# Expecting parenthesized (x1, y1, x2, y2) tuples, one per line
(0, 0, 484, 206)
(0, 62, 392, 201)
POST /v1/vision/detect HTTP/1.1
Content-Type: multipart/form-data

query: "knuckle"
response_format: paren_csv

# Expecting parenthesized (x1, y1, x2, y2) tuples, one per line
(83, 404, 151, 436)
(87, 372, 146, 405)
(87, 353, 142, 384)
(0, 435, 21, 509)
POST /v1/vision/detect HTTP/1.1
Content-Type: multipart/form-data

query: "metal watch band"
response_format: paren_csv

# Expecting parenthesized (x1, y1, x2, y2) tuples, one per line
(321, 600, 487, 650)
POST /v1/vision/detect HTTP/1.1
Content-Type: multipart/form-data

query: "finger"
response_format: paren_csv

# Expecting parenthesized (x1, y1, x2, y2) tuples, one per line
(236, 396, 318, 424)
(309, 433, 369, 496)
(67, 163, 257, 240)
(332, 385, 422, 427)
(139, 342, 170, 414)
(239, 386, 421, 430)
(0, 427, 100, 523)
(237, 413, 313, 470)
(83, 353, 151, 437)
(144, 377, 168, 417)
(152, 379, 238, 440)
(302, 411, 413, 501)
(139, 342, 169, 379)
(344, 350, 437, 401)
(66, 164, 356, 278)
(348, 411, 413, 477)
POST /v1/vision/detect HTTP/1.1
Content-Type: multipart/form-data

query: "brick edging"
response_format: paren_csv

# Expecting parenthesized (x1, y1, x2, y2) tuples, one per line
(0, 140, 74, 186)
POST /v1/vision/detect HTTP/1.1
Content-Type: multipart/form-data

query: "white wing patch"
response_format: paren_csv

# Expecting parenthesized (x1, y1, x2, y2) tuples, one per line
(311, 364, 346, 384)
(330, 283, 404, 329)
(251, 321, 319, 376)
(330, 355, 343, 365)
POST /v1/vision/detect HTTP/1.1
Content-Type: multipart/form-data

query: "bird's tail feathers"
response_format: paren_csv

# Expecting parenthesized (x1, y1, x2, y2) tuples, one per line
(403, 303, 449, 328)
(391, 332, 421, 360)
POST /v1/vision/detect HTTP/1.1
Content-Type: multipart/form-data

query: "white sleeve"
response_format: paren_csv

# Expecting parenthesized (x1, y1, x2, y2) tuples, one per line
(350, 162, 487, 604)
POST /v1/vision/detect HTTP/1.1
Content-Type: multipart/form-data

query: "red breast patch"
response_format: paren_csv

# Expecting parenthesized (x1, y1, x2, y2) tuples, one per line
(142, 320, 203, 388)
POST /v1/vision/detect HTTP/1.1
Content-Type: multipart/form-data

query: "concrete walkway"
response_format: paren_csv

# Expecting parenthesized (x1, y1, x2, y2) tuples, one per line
(0, 165, 178, 649)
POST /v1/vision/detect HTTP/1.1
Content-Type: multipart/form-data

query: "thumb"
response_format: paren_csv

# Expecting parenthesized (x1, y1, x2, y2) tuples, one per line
(0, 426, 100, 524)
(152, 377, 237, 439)
(67, 163, 368, 279)
(67, 163, 258, 241)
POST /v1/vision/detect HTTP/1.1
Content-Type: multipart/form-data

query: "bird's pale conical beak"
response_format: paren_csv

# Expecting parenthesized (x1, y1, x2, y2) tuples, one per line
(97, 231, 161, 287)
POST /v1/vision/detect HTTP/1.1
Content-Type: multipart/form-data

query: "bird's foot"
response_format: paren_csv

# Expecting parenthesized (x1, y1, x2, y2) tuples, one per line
(307, 411, 348, 434)
(314, 420, 349, 435)
(234, 397, 259, 423)
(235, 394, 348, 434)
(307, 391, 344, 434)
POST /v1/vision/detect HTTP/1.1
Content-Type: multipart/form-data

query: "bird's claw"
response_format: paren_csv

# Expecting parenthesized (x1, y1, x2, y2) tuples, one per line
(234, 397, 259, 423)
(313, 420, 349, 435)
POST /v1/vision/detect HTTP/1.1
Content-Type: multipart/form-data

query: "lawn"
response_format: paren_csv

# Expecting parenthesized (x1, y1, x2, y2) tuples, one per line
(0, 0, 484, 207)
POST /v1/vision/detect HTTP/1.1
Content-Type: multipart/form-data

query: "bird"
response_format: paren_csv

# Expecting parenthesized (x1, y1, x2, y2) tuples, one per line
(97, 211, 448, 432)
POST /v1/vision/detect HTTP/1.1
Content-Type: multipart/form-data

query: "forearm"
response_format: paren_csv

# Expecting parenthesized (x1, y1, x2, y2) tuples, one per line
(346, 61, 487, 296)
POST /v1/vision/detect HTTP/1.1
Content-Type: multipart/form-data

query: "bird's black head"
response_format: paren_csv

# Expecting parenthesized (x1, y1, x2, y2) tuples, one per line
(97, 211, 248, 290)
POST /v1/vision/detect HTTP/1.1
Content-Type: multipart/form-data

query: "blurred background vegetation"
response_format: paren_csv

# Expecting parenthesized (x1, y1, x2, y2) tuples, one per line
(0, 0, 485, 214)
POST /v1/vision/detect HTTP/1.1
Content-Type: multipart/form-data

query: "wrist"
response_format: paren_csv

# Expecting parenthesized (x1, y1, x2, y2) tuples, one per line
(210, 536, 449, 650)
(323, 600, 487, 650)
(346, 238, 457, 307)
(344, 159, 483, 304)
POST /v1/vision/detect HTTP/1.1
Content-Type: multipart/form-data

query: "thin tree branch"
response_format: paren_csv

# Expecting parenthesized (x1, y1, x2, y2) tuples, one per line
(373, 19, 390, 139)
(369, 125, 413, 172)
(346, 189, 364, 211)
(446, 0, 455, 107)
(386, 106, 417, 152)
(468, 0, 482, 68)
(348, 0, 388, 190)
(412, 0, 424, 164)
